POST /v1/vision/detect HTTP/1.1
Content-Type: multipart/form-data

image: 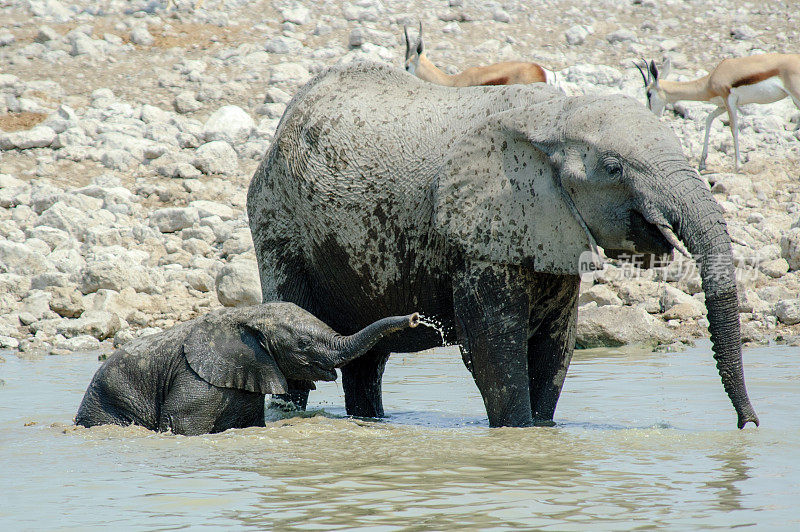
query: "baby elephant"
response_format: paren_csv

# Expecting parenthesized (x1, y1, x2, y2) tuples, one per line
(76, 302, 420, 435)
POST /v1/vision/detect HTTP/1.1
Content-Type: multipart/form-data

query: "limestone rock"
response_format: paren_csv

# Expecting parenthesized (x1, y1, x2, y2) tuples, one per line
(565, 25, 591, 45)
(190, 200, 235, 220)
(577, 305, 675, 348)
(193, 141, 238, 175)
(282, 6, 311, 25)
(215, 259, 262, 307)
(150, 207, 200, 233)
(130, 26, 154, 46)
(0, 126, 56, 150)
(269, 63, 311, 85)
(578, 284, 622, 306)
(57, 309, 124, 340)
(780, 227, 800, 270)
(202, 105, 254, 145)
(774, 299, 800, 325)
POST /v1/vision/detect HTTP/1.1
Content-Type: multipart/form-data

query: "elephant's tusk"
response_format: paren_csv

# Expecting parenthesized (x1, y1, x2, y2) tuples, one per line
(657, 224, 691, 258)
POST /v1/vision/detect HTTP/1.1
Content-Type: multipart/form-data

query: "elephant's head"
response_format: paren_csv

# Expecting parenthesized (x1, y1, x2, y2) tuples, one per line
(434, 88, 758, 428)
(183, 303, 420, 394)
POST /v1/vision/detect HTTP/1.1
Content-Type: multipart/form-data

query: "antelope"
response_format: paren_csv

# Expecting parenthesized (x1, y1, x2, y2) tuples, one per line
(403, 23, 558, 88)
(637, 54, 800, 172)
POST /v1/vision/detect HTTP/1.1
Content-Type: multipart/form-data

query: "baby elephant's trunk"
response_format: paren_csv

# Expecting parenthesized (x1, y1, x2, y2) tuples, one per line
(331, 313, 420, 367)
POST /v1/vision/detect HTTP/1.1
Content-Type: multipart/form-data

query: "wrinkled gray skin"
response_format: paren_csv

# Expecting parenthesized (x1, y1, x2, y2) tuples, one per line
(75, 302, 419, 435)
(247, 62, 759, 429)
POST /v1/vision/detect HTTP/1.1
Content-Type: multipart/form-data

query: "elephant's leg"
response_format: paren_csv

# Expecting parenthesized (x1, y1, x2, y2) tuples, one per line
(269, 264, 314, 411)
(452, 260, 533, 427)
(527, 274, 580, 423)
(341, 348, 390, 418)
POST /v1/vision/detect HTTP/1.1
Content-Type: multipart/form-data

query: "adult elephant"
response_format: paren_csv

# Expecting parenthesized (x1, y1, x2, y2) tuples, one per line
(247, 62, 759, 429)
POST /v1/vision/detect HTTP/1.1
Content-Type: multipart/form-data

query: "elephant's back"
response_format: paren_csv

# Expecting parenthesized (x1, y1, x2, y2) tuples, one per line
(249, 63, 513, 241)
(76, 323, 194, 429)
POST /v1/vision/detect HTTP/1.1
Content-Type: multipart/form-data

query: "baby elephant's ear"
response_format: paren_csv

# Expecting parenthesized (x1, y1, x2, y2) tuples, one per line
(183, 320, 288, 395)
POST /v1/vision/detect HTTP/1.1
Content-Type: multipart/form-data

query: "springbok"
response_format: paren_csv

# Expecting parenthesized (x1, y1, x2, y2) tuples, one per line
(637, 54, 800, 172)
(403, 23, 558, 87)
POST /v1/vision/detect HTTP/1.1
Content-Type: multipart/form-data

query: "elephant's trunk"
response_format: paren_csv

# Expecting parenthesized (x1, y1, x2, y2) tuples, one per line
(329, 313, 420, 367)
(654, 168, 758, 429)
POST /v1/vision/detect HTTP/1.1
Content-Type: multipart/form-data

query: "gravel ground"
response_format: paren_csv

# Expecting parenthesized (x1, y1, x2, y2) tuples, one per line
(0, 0, 798, 356)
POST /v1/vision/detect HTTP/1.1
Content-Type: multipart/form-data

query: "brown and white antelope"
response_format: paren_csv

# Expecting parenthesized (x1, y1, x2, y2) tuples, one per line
(637, 54, 800, 172)
(403, 23, 558, 88)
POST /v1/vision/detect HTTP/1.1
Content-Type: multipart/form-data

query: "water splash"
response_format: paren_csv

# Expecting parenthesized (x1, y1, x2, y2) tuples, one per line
(416, 314, 452, 346)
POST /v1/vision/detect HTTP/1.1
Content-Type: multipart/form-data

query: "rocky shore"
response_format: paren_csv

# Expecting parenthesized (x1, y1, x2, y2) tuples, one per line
(1, 0, 798, 357)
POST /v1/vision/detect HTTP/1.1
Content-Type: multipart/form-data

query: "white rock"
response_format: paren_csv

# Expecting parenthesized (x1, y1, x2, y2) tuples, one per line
(28, 0, 73, 23)
(185, 270, 215, 292)
(659, 285, 706, 314)
(113, 327, 159, 348)
(349, 28, 365, 48)
(193, 140, 238, 175)
(606, 29, 637, 43)
(282, 6, 311, 25)
(222, 227, 255, 256)
(174, 91, 202, 114)
(0, 273, 31, 299)
(0, 336, 20, 349)
(780, 227, 800, 270)
(577, 305, 675, 348)
(0, 31, 16, 47)
(730, 25, 757, 40)
(150, 207, 200, 233)
(48, 247, 84, 275)
(70, 35, 102, 57)
(492, 8, 511, 23)
(342, 1, 383, 22)
(565, 25, 591, 45)
(202, 105, 254, 145)
(56, 334, 102, 352)
(0, 174, 26, 188)
(130, 26, 154, 46)
(269, 62, 311, 85)
(100, 149, 138, 171)
(79, 259, 161, 295)
(52, 127, 90, 148)
(190, 200, 235, 220)
(0, 126, 56, 150)
(57, 309, 124, 340)
(264, 87, 292, 104)
(578, 284, 622, 306)
(759, 258, 789, 278)
(215, 259, 262, 307)
(0, 241, 51, 275)
(564, 64, 623, 87)
(774, 299, 800, 325)
(140, 104, 171, 124)
(264, 36, 303, 54)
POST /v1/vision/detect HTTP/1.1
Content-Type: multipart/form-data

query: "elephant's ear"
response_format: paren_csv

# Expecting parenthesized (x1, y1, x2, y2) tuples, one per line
(433, 106, 595, 275)
(183, 319, 288, 395)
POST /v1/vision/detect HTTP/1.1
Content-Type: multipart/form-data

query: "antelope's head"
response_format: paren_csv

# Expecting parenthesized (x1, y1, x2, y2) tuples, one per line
(636, 58, 670, 116)
(403, 22, 424, 75)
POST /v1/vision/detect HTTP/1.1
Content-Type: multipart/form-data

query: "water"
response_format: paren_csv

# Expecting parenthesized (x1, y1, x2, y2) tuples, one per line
(1, 342, 798, 530)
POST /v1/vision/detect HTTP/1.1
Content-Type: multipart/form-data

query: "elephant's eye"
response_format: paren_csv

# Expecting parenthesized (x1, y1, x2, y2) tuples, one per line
(297, 336, 312, 350)
(603, 158, 623, 177)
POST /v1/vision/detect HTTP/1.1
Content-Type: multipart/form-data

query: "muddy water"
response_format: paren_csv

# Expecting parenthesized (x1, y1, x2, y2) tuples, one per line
(1, 342, 798, 530)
